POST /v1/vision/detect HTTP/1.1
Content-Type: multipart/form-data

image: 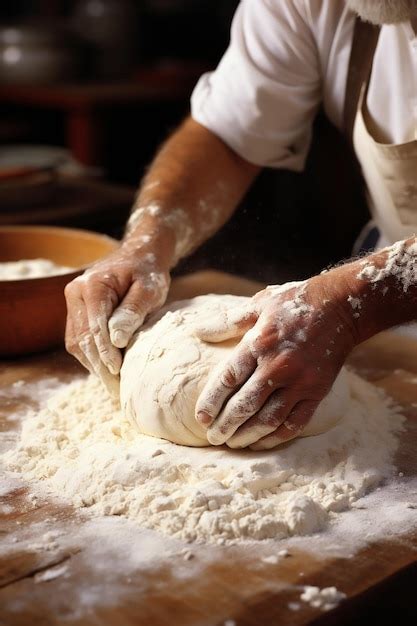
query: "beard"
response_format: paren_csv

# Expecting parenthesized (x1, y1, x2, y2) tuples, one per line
(347, 0, 417, 24)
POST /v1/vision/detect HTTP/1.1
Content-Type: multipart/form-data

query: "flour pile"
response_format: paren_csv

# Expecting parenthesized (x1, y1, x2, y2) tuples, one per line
(4, 371, 405, 544)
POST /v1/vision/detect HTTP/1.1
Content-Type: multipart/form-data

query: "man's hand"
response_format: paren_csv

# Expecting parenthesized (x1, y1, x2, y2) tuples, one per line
(194, 278, 356, 450)
(64, 245, 170, 393)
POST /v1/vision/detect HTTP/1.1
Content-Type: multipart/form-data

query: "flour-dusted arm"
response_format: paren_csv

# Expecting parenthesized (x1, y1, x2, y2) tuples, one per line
(195, 237, 417, 449)
(64, 118, 259, 388)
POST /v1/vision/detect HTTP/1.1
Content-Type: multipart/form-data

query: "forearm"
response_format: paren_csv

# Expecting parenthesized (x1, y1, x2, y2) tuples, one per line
(322, 237, 417, 344)
(123, 116, 260, 269)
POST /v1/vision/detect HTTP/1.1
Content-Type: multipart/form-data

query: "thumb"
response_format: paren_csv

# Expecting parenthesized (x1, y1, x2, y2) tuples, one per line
(108, 282, 149, 348)
(194, 306, 257, 343)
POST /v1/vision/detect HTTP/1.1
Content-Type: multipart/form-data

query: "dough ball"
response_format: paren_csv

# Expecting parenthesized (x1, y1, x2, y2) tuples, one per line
(120, 295, 350, 448)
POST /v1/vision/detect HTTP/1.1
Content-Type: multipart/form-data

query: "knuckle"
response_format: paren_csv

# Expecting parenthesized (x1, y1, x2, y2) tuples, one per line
(78, 332, 92, 351)
(65, 337, 78, 355)
(83, 277, 111, 295)
(275, 351, 297, 368)
(231, 387, 264, 417)
(143, 284, 157, 300)
(268, 353, 298, 377)
(95, 339, 113, 357)
(250, 327, 278, 355)
(64, 281, 76, 298)
(220, 368, 237, 389)
(89, 320, 101, 334)
(259, 412, 282, 428)
(259, 399, 286, 427)
(283, 419, 303, 434)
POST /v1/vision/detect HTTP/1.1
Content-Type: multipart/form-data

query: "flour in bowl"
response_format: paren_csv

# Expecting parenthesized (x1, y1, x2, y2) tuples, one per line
(0, 258, 74, 280)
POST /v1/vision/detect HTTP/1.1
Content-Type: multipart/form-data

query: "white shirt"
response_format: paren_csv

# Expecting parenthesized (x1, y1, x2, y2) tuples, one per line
(191, 0, 417, 171)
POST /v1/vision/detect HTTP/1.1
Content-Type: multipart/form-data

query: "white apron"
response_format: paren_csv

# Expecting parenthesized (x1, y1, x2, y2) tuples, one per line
(354, 85, 417, 336)
(354, 84, 417, 247)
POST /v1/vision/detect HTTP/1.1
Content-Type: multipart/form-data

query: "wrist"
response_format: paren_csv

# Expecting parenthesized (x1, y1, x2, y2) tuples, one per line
(121, 219, 176, 272)
(317, 257, 395, 346)
(312, 268, 362, 349)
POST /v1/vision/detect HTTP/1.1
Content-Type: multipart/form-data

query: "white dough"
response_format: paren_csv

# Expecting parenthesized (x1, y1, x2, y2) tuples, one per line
(120, 295, 351, 448)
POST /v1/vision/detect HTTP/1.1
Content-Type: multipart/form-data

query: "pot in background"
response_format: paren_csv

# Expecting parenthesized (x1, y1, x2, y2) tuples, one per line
(71, 0, 139, 79)
(0, 24, 81, 85)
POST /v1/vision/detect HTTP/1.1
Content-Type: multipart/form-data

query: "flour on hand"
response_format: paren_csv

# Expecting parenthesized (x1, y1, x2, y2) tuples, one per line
(120, 295, 351, 448)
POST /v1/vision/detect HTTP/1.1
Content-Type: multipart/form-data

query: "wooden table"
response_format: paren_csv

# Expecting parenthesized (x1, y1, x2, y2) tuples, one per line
(1, 272, 417, 625)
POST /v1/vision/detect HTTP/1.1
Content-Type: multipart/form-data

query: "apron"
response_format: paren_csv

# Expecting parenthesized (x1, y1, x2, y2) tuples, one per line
(351, 46, 417, 337)
(353, 83, 417, 247)
(344, 14, 417, 249)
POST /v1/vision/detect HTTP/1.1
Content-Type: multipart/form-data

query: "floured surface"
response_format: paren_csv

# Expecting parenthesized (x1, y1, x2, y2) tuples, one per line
(1, 335, 417, 624)
(4, 369, 405, 543)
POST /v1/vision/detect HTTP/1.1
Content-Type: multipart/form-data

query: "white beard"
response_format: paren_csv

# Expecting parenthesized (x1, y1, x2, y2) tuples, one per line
(347, 0, 417, 24)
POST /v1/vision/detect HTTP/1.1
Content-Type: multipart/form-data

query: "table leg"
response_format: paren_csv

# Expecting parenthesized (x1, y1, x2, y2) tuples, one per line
(66, 107, 103, 167)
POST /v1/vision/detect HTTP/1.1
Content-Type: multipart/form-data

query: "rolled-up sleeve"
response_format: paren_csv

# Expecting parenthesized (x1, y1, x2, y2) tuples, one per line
(191, 0, 321, 171)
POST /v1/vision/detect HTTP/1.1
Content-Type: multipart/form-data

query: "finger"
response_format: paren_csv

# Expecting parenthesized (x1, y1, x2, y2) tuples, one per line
(250, 400, 318, 450)
(195, 339, 257, 428)
(67, 285, 113, 377)
(206, 367, 284, 446)
(226, 388, 296, 449)
(84, 289, 122, 376)
(98, 367, 120, 399)
(65, 313, 94, 374)
(194, 306, 257, 343)
(65, 279, 120, 396)
(79, 332, 120, 397)
(65, 285, 96, 373)
(108, 282, 150, 348)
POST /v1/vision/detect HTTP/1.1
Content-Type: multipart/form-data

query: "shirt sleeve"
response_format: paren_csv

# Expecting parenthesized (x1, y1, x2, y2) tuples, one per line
(191, 0, 322, 171)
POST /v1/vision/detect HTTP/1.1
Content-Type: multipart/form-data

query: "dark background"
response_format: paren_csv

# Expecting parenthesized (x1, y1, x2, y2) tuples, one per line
(0, 0, 370, 283)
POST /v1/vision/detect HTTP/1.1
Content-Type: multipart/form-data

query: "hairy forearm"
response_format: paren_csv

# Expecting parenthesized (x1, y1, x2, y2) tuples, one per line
(322, 237, 417, 344)
(122, 116, 260, 269)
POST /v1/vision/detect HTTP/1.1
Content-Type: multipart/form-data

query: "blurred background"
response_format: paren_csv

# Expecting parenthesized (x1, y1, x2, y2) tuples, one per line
(0, 0, 369, 283)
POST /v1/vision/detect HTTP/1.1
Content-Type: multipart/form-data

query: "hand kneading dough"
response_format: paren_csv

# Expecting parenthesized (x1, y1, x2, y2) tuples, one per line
(120, 295, 350, 448)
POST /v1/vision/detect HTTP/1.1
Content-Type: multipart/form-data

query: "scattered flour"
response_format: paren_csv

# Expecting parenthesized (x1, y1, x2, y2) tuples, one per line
(261, 555, 280, 564)
(34, 563, 69, 583)
(4, 370, 405, 544)
(347, 295, 361, 310)
(357, 239, 417, 292)
(0, 259, 73, 280)
(300, 585, 346, 611)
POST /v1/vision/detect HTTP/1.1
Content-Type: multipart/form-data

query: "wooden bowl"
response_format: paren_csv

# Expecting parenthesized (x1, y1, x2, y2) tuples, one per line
(0, 225, 119, 357)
